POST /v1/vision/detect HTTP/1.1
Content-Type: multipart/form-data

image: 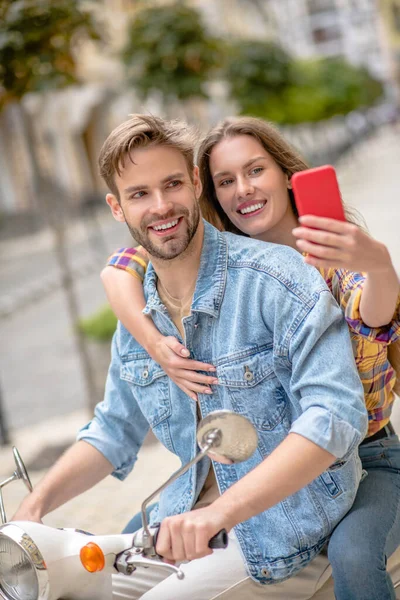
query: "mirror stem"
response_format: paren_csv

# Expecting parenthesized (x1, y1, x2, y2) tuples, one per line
(0, 474, 19, 524)
(0, 474, 17, 489)
(0, 488, 6, 524)
(141, 430, 219, 543)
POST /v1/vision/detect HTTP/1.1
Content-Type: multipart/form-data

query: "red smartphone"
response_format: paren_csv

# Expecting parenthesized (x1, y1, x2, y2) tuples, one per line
(291, 165, 346, 222)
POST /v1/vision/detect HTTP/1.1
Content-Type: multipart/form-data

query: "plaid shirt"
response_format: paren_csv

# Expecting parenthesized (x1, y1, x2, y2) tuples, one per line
(106, 247, 400, 438)
(320, 267, 400, 436)
(107, 246, 148, 282)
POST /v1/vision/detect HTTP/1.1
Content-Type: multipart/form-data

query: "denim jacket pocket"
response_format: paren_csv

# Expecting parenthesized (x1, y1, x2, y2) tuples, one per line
(318, 471, 342, 498)
(120, 355, 171, 428)
(217, 347, 287, 431)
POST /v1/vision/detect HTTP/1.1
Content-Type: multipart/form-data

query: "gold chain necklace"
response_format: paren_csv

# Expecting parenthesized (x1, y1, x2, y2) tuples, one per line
(158, 276, 197, 310)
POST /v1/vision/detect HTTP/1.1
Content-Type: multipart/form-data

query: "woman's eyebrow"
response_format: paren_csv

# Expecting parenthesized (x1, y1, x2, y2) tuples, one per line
(213, 156, 267, 179)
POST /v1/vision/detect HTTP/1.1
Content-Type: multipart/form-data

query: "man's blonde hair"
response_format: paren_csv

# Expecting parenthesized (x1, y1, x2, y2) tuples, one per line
(98, 114, 197, 199)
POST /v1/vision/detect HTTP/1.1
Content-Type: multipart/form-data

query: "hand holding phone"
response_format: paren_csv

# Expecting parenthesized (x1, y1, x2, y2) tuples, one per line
(291, 165, 346, 222)
(291, 165, 394, 276)
(291, 165, 357, 269)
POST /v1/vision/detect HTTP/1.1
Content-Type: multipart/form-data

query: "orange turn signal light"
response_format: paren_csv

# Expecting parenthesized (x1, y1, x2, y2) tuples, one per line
(80, 542, 105, 573)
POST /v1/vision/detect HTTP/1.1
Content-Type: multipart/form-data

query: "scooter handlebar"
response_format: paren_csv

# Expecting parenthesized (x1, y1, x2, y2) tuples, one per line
(152, 524, 228, 553)
(208, 529, 228, 549)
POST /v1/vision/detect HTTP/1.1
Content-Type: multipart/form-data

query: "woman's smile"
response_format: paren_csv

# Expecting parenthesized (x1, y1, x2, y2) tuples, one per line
(236, 199, 268, 218)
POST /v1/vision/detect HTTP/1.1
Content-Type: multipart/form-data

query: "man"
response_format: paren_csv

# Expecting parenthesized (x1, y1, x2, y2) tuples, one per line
(14, 115, 367, 599)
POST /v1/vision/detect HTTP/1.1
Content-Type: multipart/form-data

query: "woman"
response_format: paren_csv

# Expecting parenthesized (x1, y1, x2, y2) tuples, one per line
(102, 116, 400, 599)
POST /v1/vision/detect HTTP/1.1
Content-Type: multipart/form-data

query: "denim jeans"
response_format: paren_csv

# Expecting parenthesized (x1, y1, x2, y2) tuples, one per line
(328, 433, 400, 600)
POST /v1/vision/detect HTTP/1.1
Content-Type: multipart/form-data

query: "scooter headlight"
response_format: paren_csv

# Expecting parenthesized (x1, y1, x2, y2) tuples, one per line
(0, 535, 38, 600)
(0, 525, 47, 600)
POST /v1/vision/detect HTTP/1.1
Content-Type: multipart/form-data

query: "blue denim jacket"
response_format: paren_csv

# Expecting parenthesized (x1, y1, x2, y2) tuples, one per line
(78, 221, 367, 584)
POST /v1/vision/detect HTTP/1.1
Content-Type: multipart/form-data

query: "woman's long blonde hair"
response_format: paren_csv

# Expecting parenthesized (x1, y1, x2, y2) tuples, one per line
(197, 115, 400, 397)
(197, 116, 308, 235)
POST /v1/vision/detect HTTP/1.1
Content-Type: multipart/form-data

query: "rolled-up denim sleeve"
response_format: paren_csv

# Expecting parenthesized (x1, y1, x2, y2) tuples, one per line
(288, 290, 368, 460)
(77, 330, 150, 480)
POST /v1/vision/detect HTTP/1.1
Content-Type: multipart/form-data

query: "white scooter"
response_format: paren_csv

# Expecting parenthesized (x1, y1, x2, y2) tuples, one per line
(0, 410, 258, 600)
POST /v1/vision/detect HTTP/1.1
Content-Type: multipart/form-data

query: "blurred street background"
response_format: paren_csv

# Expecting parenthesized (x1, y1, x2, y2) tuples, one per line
(0, 0, 399, 533)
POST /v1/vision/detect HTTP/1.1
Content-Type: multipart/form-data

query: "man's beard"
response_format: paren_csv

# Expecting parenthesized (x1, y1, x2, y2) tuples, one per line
(124, 202, 200, 261)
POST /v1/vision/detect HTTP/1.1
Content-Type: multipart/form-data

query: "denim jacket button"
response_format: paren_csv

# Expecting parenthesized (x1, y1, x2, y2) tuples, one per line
(260, 567, 269, 577)
(244, 367, 254, 382)
(143, 369, 149, 379)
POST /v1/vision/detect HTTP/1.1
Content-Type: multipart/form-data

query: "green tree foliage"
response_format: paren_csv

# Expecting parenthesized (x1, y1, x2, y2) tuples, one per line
(78, 304, 117, 342)
(122, 3, 222, 101)
(277, 57, 384, 124)
(227, 43, 384, 124)
(0, 0, 101, 109)
(225, 40, 292, 117)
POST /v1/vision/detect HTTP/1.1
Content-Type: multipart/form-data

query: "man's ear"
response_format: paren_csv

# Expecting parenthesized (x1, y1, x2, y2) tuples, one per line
(193, 165, 203, 200)
(106, 194, 125, 223)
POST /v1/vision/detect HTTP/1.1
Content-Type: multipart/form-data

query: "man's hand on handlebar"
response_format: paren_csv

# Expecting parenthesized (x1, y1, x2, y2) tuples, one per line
(156, 506, 229, 563)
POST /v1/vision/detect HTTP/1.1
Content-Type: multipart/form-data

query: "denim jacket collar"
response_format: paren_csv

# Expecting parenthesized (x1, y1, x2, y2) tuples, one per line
(143, 220, 227, 319)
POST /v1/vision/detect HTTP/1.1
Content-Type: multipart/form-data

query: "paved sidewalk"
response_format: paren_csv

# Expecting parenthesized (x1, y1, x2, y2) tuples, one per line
(335, 124, 400, 271)
(0, 410, 179, 534)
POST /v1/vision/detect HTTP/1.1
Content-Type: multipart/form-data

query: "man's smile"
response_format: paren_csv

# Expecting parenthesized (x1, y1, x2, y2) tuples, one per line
(148, 217, 183, 236)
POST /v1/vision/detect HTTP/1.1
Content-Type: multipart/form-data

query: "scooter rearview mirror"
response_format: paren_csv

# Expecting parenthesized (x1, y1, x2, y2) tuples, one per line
(0, 447, 33, 523)
(13, 446, 33, 493)
(196, 410, 258, 465)
(139, 411, 258, 545)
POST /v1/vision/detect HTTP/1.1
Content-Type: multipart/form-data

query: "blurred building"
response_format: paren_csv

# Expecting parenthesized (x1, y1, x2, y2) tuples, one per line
(379, 0, 400, 93)
(271, 0, 388, 80)
(1, 0, 397, 218)
(190, 0, 395, 91)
